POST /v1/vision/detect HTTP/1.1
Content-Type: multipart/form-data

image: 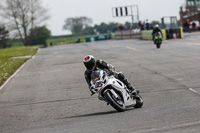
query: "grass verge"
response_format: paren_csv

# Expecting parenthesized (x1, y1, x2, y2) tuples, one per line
(0, 47, 38, 86)
(9, 34, 109, 47)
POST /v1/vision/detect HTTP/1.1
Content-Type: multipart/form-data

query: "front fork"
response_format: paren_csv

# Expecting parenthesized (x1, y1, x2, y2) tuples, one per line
(104, 88, 128, 105)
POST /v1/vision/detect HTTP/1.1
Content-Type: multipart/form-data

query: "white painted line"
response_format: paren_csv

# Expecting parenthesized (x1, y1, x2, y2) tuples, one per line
(126, 46, 137, 51)
(0, 48, 40, 91)
(189, 88, 198, 93)
(188, 43, 200, 45)
(32, 55, 35, 59)
(189, 88, 200, 96)
(130, 120, 200, 133)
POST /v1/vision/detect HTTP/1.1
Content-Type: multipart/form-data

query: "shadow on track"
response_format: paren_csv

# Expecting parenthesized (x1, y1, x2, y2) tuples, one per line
(58, 110, 119, 119)
(58, 108, 135, 120)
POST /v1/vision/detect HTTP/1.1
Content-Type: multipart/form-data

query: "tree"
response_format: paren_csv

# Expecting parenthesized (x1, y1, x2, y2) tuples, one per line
(81, 26, 95, 35)
(28, 26, 51, 47)
(0, 26, 9, 49)
(106, 22, 119, 32)
(94, 22, 108, 34)
(0, 0, 49, 46)
(94, 22, 119, 34)
(151, 21, 161, 27)
(63, 16, 93, 35)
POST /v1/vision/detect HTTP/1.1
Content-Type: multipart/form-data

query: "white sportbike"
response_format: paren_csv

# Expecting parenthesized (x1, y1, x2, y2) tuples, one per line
(90, 69, 143, 112)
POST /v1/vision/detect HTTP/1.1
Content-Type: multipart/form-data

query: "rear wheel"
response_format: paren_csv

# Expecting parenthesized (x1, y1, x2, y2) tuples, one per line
(104, 90, 125, 112)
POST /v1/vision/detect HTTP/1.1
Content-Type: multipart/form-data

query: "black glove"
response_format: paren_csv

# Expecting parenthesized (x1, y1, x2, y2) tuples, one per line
(89, 86, 96, 96)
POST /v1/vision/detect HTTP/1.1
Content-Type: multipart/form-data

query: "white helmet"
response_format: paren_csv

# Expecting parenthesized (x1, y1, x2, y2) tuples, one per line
(154, 24, 159, 28)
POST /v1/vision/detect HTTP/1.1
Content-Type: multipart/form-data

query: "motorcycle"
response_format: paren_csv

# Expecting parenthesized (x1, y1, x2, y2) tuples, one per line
(90, 69, 143, 112)
(154, 32, 162, 49)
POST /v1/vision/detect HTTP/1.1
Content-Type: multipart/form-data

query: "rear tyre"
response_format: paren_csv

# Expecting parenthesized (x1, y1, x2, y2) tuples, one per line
(134, 95, 143, 108)
(104, 90, 125, 112)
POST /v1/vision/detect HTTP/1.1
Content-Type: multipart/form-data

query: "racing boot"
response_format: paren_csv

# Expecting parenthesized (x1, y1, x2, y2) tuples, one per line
(117, 72, 139, 95)
(127, 83, 139, 96)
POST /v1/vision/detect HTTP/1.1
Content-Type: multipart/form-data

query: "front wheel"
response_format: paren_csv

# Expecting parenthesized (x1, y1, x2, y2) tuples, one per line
(134, 94, 143, 108)
(104, 90, 125, 112)
(156, 43, 160, 48)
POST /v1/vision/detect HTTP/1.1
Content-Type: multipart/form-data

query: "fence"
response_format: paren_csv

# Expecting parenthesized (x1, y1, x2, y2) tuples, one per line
(114, 30, 141, 39)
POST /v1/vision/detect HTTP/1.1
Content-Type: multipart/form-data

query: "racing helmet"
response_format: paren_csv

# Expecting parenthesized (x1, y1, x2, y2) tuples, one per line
(154, 24, 159, 29)
(83, 55, 96, 70)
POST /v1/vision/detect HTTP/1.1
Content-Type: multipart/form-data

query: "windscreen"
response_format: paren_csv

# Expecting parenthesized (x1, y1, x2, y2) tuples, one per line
(90, 70, 100, 83)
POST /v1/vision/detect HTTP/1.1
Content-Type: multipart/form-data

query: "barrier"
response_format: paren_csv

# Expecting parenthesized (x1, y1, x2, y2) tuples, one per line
(114, 30, 141, 39)
(141, 30, 167, 40)
(85, 35, 110, 42)
(141, 28, 183, 40)
(141, 30, 153, 40)
(180, 27, 183, 39)
(162, 29, 167, 40)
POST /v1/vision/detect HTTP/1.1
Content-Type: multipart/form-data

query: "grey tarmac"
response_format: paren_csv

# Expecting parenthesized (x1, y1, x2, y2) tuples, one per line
(0, 32, 200, 133)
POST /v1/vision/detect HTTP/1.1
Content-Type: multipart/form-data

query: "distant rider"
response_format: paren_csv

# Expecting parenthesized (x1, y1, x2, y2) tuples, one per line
(152, 24, 163, 41)
(83, 55, 138, 95)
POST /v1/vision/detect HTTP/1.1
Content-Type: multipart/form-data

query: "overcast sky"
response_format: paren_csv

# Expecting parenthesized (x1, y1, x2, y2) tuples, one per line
(42, 0, 186, 35)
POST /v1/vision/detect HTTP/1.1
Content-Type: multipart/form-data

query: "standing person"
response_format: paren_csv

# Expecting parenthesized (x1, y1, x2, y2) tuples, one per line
(138, 21, 143, 30)
(183, 21, 187, 32)
(119, 24, 124, 31)
(130, 23, 133, 29)
(83, 55, 139, 95)
(124, 24, 128, 30)
(186, 19, 190, 32)
(142, 21, 146, 30)
(192, 21, 196, 32)
(145, 19, 150, 30)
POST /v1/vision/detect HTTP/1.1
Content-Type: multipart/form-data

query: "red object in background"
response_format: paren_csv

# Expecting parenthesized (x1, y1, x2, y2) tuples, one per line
(177, 33, 180, 38)
(170, 34, 173, 39)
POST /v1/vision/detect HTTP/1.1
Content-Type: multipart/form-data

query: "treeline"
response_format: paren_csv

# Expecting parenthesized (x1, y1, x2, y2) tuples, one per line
(0, 0, 51, 49)
(62, 16, 137, 36)
(62, 16, 161, 36)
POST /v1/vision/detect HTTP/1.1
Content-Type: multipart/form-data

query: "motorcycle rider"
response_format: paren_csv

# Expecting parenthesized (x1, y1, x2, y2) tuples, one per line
(152, 24, 163, 41)
(83, 55, 138, 95)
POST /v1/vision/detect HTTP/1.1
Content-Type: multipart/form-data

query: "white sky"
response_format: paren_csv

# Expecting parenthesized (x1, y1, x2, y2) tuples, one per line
(42, 0, 186, 35)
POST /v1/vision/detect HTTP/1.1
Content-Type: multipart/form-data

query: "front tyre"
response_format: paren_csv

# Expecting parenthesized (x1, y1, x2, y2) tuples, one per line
(134, 94, 143, 108)
(104, 90, 125, 112)
(156, 43, 161, 48)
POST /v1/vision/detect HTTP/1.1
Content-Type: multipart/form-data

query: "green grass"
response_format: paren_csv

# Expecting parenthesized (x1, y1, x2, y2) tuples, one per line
(47, 34, 98, 45)
(0, 47, 38, 58)
(9, 34, 110, 47)
(0, 58, 29, 85)
(0, 47, 38, 86)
